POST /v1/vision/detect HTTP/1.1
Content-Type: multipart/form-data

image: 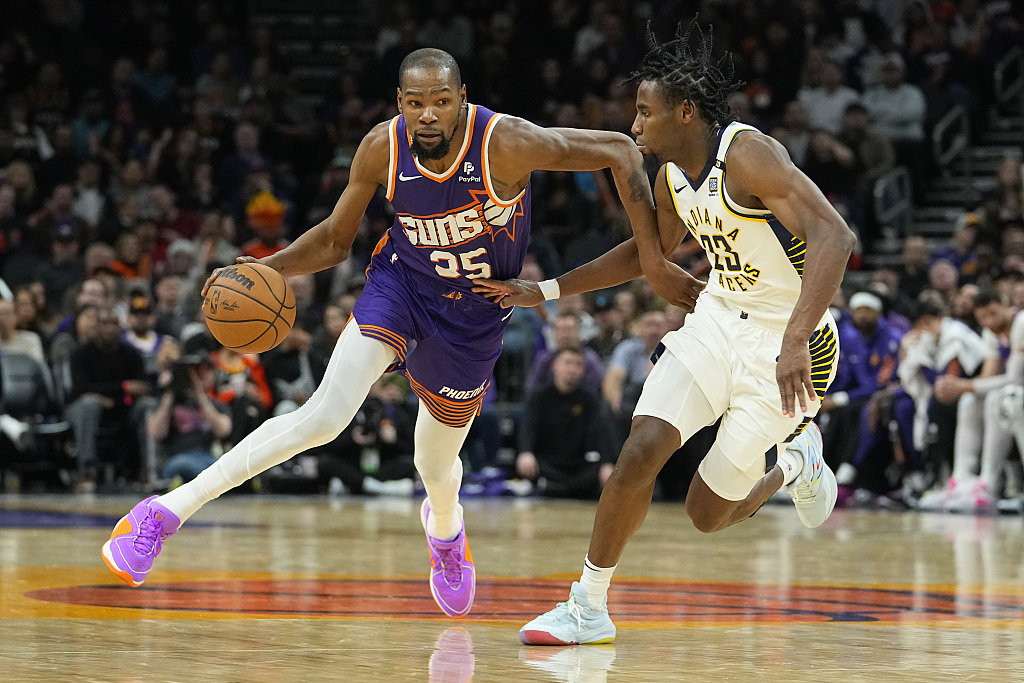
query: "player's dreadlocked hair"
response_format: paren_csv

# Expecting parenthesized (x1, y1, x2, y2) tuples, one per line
(628, 18, 742, 127)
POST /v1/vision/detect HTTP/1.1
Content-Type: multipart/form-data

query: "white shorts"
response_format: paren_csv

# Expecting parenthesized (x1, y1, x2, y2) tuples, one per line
(634, 294, 838, 501)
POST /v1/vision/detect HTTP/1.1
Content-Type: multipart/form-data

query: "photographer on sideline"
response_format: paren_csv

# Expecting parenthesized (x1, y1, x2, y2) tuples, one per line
(148, 353, 232, 488)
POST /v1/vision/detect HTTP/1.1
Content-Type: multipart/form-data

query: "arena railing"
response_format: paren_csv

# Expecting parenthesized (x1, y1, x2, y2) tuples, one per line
(932, 104, 970, 173)
(994, 45, 1023, 112)
(873, 166, 913, 238)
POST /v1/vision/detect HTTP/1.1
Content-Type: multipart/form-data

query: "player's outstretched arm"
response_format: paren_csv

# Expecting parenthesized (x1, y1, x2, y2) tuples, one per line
(471, 119, 702, 308)
(202, 123, 389, 296)
(729, 133, 857, 416)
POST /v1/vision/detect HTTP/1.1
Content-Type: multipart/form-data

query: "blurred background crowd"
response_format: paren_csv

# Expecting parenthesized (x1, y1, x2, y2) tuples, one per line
(0, 0, 1023, 512)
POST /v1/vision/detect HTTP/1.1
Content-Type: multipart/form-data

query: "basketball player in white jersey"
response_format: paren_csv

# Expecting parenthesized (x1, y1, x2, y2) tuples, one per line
(475, 21, 857, 644)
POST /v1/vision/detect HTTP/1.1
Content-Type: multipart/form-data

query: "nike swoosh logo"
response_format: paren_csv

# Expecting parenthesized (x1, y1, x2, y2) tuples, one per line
(398, 173, 422, 181)
(501, 309, 514, 321)
(673, 184, 686, 193)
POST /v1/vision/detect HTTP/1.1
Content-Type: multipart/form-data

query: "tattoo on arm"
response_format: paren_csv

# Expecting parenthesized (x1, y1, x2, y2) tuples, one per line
(628, 171, 648, 203)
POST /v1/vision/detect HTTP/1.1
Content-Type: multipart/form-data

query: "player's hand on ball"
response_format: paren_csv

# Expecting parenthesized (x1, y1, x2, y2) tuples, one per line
(646, 261, 705, 312)
(776, 337, 815, 418)
(471, 278, 544, 308)
(201, 256, 261, 297)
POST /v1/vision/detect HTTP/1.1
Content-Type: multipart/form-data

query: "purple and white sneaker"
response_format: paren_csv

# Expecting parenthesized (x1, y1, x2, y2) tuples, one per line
(420, 498, 475, 617)
(101, 496, 180, 587)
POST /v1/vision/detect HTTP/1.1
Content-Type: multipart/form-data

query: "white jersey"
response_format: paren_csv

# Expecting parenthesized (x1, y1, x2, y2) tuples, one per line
(981, 309, 1024, 364)
(665, 121, 806, 322)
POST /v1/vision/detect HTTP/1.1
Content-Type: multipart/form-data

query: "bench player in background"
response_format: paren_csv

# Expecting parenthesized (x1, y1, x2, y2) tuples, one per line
(101, 48, 704, 618)
(475, 20, 856, 644)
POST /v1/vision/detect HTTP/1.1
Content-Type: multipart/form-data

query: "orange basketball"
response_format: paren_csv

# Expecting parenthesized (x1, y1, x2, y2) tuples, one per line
(203, 263, 296, 353)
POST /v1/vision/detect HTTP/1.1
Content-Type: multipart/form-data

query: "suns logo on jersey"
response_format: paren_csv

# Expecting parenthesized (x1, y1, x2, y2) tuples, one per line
(398, 190, 520, 249)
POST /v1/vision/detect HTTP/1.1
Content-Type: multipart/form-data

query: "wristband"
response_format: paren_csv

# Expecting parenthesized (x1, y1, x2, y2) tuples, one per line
(538, 279, 560, 301)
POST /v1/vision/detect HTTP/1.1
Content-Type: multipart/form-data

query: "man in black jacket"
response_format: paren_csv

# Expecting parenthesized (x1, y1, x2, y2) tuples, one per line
(65, 307, 148, 487)
(517, 347, 614, 498)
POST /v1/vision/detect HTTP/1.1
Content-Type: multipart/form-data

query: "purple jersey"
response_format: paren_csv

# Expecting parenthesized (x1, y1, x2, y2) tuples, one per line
(384, 103, 532, 298)
(352, 104, 531, 427)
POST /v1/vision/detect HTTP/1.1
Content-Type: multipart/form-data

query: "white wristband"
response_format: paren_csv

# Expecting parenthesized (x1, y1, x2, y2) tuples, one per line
(538, 279, 560, 301)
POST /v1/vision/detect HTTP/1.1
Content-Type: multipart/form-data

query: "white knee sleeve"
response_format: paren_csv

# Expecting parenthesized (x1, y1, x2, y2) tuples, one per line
(159, 318, 397, 522)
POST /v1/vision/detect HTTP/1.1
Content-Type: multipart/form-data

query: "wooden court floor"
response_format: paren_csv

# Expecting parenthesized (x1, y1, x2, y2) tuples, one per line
(2, 494, 1024, 682)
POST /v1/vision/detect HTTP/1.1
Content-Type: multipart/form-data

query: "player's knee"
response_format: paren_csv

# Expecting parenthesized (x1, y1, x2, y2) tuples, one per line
(687, 507, 725, 534)
(685, 493, 734, 533)
(295, 399, 345, 444)
(611, 419, 679, 489)
(413, 450, 454, 481)
(613, 442, 663, 489)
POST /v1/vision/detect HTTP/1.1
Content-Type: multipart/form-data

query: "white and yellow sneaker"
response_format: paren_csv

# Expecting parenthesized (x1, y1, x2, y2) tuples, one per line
(781, 422, 837, 528)
(519, 582, 616, 646)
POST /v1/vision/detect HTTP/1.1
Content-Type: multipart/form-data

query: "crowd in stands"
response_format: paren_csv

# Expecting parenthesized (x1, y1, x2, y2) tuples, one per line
(0, 1, 1022, 509)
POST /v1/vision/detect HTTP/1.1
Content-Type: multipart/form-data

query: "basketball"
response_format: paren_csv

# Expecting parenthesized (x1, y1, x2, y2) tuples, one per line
(203, 263, 296, 353)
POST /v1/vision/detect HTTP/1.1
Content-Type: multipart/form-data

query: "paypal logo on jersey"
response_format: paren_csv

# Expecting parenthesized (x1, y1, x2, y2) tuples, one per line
(458, 161, 481, 183)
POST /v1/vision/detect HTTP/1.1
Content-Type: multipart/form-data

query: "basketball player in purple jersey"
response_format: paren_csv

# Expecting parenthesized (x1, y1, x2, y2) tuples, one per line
(101, 48, 704, 617)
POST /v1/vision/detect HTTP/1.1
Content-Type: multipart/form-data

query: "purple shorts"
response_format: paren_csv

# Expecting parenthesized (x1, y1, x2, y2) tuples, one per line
(352, 237, 509, 427)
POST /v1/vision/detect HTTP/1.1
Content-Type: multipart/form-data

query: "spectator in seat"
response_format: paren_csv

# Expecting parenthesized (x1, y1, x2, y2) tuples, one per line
(517, 347, 614, 498)
(242, 191, 291, 260)
(932, 219, 978, 278)
(262, 321, 327, 416)
(862, 52, 929, 194)
(603, 310, 669, 448)
(153, 275, 189, 339)
(770, 100, 813, 168)
(209, 341, 274, 446)
(0, 298, 45, 364)
(797, 59, 861, 134)
(824, 291, 903, 482)
(65, 307, 148, 486)
(49, 304, 98, 370)
(895, 236, 931, 314)
(36, 219, 86, 308)
(523, 312, 604, 397)
(148, 353, 231, 488)
(319, 375, 418, 496)
(313, 303, 347, 358)
(122, 294, 175, 390)
(586, 294, 628, 364)
(837, 102, 895, 207)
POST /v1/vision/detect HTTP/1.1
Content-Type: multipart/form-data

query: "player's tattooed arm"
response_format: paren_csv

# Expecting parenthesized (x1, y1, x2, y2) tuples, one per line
(481, 117, 701, 308)
(728, 132, 857, 416)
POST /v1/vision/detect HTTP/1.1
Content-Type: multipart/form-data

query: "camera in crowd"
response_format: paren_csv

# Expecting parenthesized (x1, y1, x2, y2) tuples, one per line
(169, 354, 212, 401)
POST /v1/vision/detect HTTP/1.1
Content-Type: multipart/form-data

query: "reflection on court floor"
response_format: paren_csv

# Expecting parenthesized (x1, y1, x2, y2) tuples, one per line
(2, 495, 1023, 682)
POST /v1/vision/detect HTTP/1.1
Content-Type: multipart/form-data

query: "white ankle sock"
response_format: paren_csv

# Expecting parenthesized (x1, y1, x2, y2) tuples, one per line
(777, 446, 803, 487)
(579, 556, 616, 606)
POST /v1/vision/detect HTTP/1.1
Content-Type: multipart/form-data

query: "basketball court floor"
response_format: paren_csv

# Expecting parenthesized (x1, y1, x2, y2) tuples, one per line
(2, 494, 1023, 682)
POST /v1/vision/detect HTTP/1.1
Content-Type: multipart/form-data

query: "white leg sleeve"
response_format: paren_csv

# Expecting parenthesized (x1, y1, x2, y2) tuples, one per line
(414, 404, 473, 542)
(159, 318, 397, 523)
(980, 388, 1015, 494)
(952, 393, 983, 481)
